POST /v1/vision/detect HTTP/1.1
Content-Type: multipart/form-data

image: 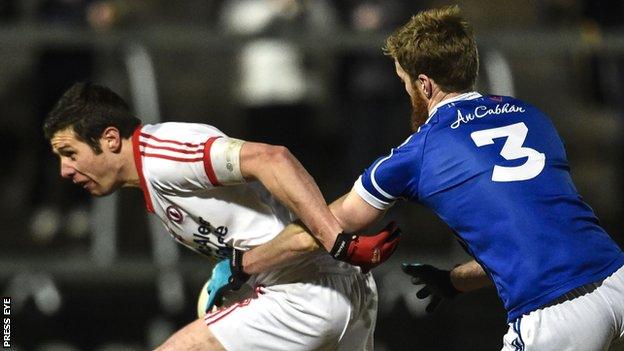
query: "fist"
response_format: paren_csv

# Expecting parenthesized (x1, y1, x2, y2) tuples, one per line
(330, 222, 402, 271)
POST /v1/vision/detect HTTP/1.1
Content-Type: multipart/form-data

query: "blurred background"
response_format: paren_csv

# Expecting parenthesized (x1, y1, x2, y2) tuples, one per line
(0, 0, 622, 350)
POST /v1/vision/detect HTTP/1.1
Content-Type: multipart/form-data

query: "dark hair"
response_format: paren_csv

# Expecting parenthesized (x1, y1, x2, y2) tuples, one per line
(43, 82, 141, 153)
(383, 5, 479, 93)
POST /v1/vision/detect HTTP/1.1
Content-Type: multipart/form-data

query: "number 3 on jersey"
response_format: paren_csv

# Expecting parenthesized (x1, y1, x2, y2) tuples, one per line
(470, 122, 545, 182)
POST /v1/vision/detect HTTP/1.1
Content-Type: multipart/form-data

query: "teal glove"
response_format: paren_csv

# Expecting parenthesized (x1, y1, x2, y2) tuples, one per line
(401, 263, 460, 313)
(204, 258, 233, 312)
(201, 249, 251, 315)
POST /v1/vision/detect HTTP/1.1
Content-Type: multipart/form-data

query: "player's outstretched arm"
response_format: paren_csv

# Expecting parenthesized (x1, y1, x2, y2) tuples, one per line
(242, 188, 401, 274)
(327, 189, 385, 233)
(326, 189, 401, 270)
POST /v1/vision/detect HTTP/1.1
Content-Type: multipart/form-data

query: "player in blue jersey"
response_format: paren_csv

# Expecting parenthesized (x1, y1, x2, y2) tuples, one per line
(239, 5, 624, 350)
(377, 6, 623, 350)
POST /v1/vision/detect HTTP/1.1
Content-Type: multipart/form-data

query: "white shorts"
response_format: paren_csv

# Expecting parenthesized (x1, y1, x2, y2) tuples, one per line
(502, 264, 624, 351)
(205, 271, 377, 351)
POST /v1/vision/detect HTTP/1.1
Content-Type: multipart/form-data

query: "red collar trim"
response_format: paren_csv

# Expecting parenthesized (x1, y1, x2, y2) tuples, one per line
(132, 126, 154, 213)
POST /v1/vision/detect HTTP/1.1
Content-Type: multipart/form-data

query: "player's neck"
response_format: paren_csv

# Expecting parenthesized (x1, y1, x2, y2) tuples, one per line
(119, 137, 141, 188)
(427, 89, 463, 113)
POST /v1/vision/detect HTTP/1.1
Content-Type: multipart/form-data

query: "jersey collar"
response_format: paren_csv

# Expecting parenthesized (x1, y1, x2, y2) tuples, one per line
(132, 125, 155, 213)
(425, 91, 482, 124)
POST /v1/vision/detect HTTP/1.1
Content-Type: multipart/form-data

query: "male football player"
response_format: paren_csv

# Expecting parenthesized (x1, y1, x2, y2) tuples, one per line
(44, 82, 399, 350)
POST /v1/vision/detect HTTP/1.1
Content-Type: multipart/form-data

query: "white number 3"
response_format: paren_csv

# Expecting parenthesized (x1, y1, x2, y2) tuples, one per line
(470, 122, 545, 182)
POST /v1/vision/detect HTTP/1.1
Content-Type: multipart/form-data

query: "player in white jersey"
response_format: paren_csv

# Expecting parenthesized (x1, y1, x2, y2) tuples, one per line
(44, 82, 400, 350)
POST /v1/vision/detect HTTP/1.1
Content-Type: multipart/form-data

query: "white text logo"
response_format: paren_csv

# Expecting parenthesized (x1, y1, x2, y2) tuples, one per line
(451, 103, 525, 129)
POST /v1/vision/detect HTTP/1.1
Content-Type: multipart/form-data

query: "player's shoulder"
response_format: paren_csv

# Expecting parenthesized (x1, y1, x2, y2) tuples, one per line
(141, 122, 226, 143)
(392, 131, 426, 154)
(138, 122, 225, 188)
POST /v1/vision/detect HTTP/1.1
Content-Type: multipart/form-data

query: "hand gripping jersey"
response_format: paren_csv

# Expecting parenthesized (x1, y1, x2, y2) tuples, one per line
(355, 92, 624, 322)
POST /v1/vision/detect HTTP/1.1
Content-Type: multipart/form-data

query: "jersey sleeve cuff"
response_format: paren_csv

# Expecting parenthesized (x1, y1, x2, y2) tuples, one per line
(204, 137, 246, 186)
(354, 176, 394, 210)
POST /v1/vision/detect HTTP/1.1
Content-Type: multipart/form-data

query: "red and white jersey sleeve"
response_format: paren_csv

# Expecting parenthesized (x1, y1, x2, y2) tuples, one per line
(134, 122, 242, 194)
(132, 122, 295, 259)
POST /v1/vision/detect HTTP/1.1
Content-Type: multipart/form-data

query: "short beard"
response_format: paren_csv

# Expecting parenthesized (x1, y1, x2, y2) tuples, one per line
(410, 91, 429, 132)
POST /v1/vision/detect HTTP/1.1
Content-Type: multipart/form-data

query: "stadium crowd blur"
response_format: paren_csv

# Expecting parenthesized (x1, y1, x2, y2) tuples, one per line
(0, 0, 622, 350)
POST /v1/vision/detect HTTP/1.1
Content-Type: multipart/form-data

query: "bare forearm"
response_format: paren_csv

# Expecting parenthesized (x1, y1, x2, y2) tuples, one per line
(449, 260, 493, 292)
(329, 191, 385, 233)
(242, 222, 320, 275)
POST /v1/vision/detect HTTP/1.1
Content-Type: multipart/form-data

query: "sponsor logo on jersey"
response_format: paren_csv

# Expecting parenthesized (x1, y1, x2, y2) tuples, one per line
(192, 217, 230, 259)
(451, 103, 526, 129)
(166, 205, 184, 223)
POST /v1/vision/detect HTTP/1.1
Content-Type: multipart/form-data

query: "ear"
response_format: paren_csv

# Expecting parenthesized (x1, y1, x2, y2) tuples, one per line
(417, 74, 433, 99)
(101, 127, 122, 153)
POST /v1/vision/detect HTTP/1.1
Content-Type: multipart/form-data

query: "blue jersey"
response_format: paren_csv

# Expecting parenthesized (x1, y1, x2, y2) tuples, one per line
(355, 92, 624, 322)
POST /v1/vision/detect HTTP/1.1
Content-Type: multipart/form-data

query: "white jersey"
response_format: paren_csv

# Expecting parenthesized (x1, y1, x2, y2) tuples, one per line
(132, 122, 376, 350)
(131, 122, 358, 282)
(132, 122, 294, 256)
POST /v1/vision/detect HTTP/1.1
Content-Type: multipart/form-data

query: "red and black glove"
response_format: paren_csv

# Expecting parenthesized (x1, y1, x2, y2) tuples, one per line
(329, 222, 401, 271)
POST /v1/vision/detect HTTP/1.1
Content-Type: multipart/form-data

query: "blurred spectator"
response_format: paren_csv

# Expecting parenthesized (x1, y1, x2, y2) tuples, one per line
(218, 0, 338, 170)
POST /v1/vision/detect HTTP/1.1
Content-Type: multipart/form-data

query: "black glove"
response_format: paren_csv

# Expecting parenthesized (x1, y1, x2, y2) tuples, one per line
(401, 263, 460, 313)
(228, 248, 250, 288)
